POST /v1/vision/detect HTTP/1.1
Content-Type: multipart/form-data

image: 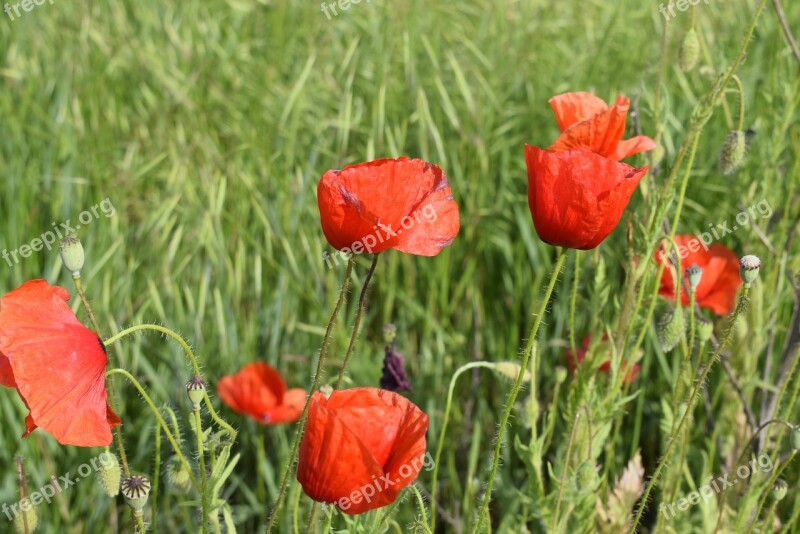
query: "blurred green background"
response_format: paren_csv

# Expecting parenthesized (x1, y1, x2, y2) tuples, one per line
(1, 0, 798, 532)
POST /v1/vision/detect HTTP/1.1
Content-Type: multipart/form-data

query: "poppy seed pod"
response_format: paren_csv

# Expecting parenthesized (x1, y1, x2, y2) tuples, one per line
(679, 28, 700, 72)
(739, 255, 761, 287)
(0, 280, 120, 446)
(686, 264, 703, 291)
(771, 479, 788, 502)
(297, 387, 429, 515)
(185, 375, 207, 409)
(59, 236, 85, 277)
(121, 475, 151, 513)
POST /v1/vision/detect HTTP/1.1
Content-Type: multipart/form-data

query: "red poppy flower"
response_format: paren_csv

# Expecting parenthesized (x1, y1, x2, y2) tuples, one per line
(525, 92, 655, 250)
(217, 362, 305, 424)
(317, 157, 460, 256)
(0, 280, 120, 447)
(655, 235, 741, 315)
(566, 335, 640, 384)
(297, 387, 429, 515)
(547, 92, 657, 160)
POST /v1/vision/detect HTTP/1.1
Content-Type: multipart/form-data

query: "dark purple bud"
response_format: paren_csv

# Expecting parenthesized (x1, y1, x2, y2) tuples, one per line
(380, 347, 412, 392)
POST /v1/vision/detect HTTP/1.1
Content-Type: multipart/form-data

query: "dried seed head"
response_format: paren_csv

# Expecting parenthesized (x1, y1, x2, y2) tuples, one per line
(679, 28, 700, 72)
(59, 236, 85, 277)
(380, 348, 412, 392)
(719, 130, 747, 175)
(121, 475, 151, 513)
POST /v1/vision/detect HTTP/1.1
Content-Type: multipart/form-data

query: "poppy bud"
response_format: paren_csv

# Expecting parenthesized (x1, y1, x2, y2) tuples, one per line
(658, 307, 685, 352)
(59, 236, 85, 277)
(791, 425, 800, 451)
(166, 456, 192, 492)
(98, 453, 121, 497)
(719, 130, 747, 175)
(679, 28, 700, 72)
(686, 264, 703, 291)
(121, 475, 151, 514)
(554, 366, 568, 384)
(382, 324, 397, 345)
(696, 316, 714, 343)
(185, 375, 207, 409)
(771, 479, 788, 502)
(13, 507, 38, 533)
(739, 255, 761, 288)
(492, 362, 532, 383)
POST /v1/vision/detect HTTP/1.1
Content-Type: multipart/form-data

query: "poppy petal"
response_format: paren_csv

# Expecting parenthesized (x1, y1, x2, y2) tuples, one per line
(549, 92, 610, 131)
(0, 352, 15, 388)
(613, 135, 658, 161)
(0, 280, 119, 447)
(549, 96, 630, 158)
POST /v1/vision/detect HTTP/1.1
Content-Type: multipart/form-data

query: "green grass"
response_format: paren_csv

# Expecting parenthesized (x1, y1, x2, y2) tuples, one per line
(1, 0, 799, 532)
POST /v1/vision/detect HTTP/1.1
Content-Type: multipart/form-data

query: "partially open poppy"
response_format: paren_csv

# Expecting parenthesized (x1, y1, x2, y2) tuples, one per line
(566, 335, 640, 384)
(317, 157, 460, 256)
(655, 235, 741, 315)
(0, 280, 120, 447)
(297, 387, 429, 514)
(525, 92, 655, 250)
(217, 362, 305, 424)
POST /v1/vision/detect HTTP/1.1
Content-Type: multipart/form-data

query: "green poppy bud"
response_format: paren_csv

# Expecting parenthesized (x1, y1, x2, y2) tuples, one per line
(121, 475, 151, 514)
(658, 306, 685, 353)
(382, 323, 397, 345)
(97, 452, 121, 497)
(696, 316, 714, 343)
(679, 28, 700, 72)
(739, 255, 761, 288)
(166, 456, 192, 492)
(59, 236, 85, 277)
(13, 506, 38, 533)
(492, 362, 531, 383)
(554, 366, 568, 384)
(719, 130, 747, 175)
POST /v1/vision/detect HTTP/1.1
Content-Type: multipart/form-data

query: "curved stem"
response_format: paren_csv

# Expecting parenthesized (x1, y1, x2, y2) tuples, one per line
(730, 75, 746, 131)
(409, 485, 433, 534)
(104, 324, 201, 376)
(629, 287, 750, 533)
(106, 368, 201, 492)
(472, 249, 568, 534)
(265, 257, 355, 533)
(430, 361, 497, 531)
(335, 254, 380, 388)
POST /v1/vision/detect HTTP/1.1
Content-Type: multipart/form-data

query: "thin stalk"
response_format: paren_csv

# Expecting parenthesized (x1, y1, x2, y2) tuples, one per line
(194, 409, 210, 534)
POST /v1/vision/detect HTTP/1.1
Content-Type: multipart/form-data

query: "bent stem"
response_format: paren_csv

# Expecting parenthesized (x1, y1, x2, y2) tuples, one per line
(335, 253, 380, 388)
(628, 287, 750, 533)
(106, 368, 201, 492)
(430, 361, 498, 531)
(264, 257, 355, 533)
(104, 324, 201, 376)
(472, 248, 568, 534)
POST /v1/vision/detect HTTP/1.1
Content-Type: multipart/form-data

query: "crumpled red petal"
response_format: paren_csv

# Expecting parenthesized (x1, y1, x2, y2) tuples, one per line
(317, 157, 460, 256)
(217, 362, 304, 424)
(0, 279, 119, 447)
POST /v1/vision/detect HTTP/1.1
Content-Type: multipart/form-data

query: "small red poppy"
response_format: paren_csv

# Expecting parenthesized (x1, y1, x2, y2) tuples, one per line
(566, 335, 640, 384)
(655, 235, 742, 315)
(297, 387, 429, 514)
(0, 280, 121, 447)
(217, 362, 305, 424)
(525, 92, 655, 250)
(317, 157, 460, 256)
